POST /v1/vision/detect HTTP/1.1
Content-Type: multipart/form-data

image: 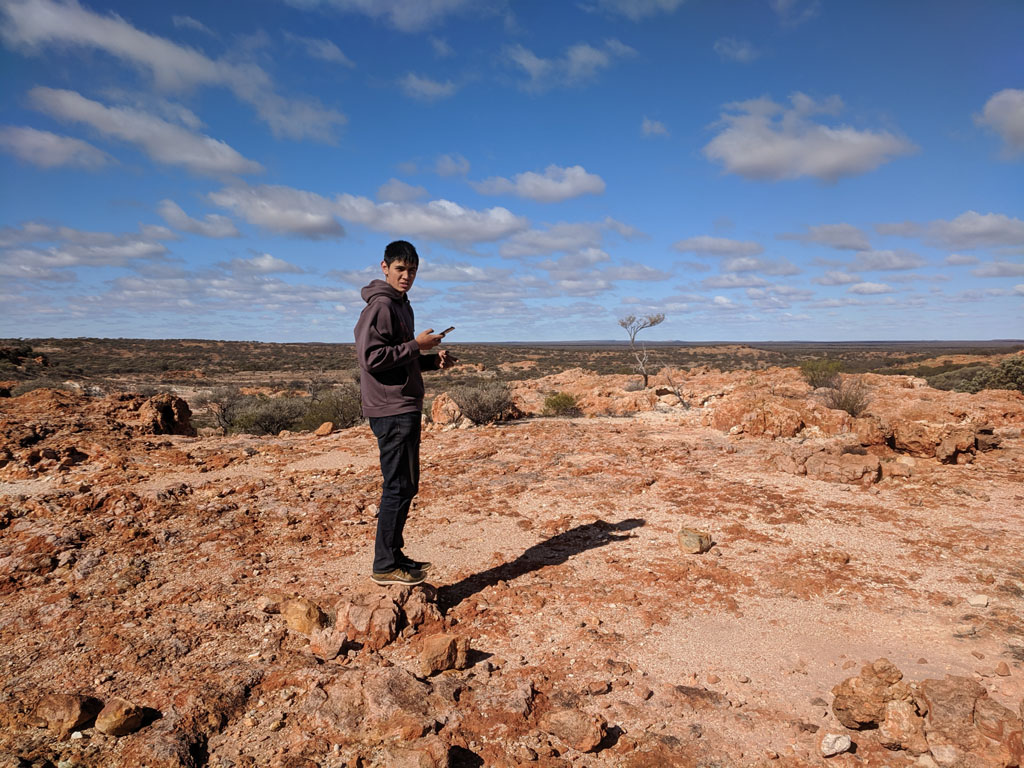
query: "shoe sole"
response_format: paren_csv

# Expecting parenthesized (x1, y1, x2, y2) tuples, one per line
(401, 562, 432, 572)
(371, 574, 426, 586)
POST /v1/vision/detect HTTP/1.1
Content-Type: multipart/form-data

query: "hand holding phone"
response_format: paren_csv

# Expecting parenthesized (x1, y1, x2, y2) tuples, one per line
(439, 326, 455, 337)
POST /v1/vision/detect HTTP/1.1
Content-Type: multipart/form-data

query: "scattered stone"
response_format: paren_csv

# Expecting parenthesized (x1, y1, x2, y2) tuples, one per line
(877, 699, 929, 754)
(33, 693, 102, 737)
(678, 527, 712, 555)
(995, 661, 1010, 676)
(309, 626, 348, 660)
(314, 422, 334, 436)
(430, 393, 462, 426)
(706, 674, 720, 685)
(966, 594, 989, 608)
(280, 597, 328, 635)
(541, 708, 607, 753)
(820, 733, 851, 757)
(419, 634, 458, 677)
(831, 658, 911, 730)
(953, 623, 977, 638)
(94, 697, 145, 736)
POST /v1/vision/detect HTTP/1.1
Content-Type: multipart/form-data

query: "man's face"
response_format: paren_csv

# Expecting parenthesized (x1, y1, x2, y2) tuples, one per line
(382, 259, 417, 294)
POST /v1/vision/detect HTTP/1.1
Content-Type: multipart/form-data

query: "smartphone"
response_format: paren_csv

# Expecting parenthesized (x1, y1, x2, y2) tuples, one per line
(439, 326, 455, 337)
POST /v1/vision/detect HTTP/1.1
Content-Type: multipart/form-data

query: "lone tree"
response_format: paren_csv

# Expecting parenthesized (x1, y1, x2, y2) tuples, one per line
(618, 313, 665, 388)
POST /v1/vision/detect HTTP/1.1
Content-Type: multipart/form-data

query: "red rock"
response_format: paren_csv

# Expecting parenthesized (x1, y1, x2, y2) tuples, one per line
(831, 658, 911, 730)
(430, 393, 462, 426)
(33, 693, 101, 736)
(309, 626, 348, 660)
(280, 597, 327, 635)
(541, 708, 607, 752)
(419, 634, 458, 676)
(337, 593, 400, 651)
(95, 697, 145, 736)
(877, 699, 928, 754)
(382, 735, 450, 768)
(678, 527, 712, 554)
(314, 421, 334, 436)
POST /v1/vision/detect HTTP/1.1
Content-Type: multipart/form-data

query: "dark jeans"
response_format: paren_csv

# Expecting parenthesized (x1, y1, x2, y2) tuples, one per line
(369, 412, 421, 573)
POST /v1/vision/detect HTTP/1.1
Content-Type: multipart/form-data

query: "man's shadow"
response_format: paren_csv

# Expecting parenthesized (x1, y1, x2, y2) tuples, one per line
(437, 518, 645, 613)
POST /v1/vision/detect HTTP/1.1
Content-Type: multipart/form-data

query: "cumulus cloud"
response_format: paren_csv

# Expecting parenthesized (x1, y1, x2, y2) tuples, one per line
(642, 117, 669, 137)
(926, 211, 1024, 250)
(584, 0, 686, 20)
(944, 253, 979, 265)
(472, 165, 605, 203)
(400, 73, 458, 101)
(157, 199, 240, 238)
(30, 88, 263, 176)
(283, 31, 355, 66)
(209, 184, 345, 239)
(780, 222, 870, 250)
(499, 219, 634, 259)
(377, 178, 428, 202)
(672, 235, 763, 257)
(435, 153, 469, 176)
(0, 221, 173, 273)
(770, 0, 820, 25)
(701, 273, 769, 289)
(1015, 284, 1024, 296)
(703, 92, 916, 182)
(713, 37, 758, 63)
(506, 39, 635, 91)
(334, 194, 527, 244)
(280, 0, 474, 32)
(419, 260, 511, 283)
(975, 89, 1024, 157)
(2, 0, 345, 141)
(813, 270, 861, 285)
(722, 256, 800, 275)
(850, 249, 926, 271)
(222, 253, 303, 274)
(971, 261, 1024, 278)
(0, 125, 111, 169)
(848, 282, 894, 295)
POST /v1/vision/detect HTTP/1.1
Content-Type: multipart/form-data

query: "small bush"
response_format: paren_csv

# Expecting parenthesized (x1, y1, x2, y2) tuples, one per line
(542, 391, 581, 417)
(623, 379, 644, 392)
(231, 395, 307, 435)
(296, 384, 362, 430)
(449, 382, 514, 424)
(800, 358, 842, 388)
(822, 377, 872, 417)
(10, 378, 74, 396)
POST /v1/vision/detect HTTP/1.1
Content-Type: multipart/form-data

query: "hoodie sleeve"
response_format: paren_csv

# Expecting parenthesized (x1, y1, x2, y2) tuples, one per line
(419, 353, 442, 371)
(356, 301, 421, 373)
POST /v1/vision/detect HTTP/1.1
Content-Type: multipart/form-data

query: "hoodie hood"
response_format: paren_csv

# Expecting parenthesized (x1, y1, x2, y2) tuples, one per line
(361, 278, 407, 304)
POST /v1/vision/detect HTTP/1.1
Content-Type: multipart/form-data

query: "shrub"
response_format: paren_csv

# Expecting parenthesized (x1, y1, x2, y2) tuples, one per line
(542, 391, 581, 417)
(800, 358, 842, 389)
(10, 378, 73, 396)
(194, 387, 247, 432)
(230, 395, 307, 435)
(449, 382, 514, 424)
(927, 356, 1024, 394)
(296, 384, 362, 430)
(822, 377, 872, 417)
(623, 379, 644, 392)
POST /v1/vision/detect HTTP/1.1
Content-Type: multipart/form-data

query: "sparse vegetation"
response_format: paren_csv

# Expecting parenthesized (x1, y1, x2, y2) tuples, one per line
(821, 377, 872, 417)
(449, 382, 515, 424)
(230, 395, 308, 435)
(618, 313, 665, 388)
(296, 384, 362, 431)
(542, 391, 581, 417)
(800, 358, 842, 389)
(927, 355, 1024, 394)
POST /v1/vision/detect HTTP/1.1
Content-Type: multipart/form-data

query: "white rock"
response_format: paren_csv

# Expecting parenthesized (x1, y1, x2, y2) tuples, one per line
(967, 594, 989, 608)
(821, 733, 852, 757)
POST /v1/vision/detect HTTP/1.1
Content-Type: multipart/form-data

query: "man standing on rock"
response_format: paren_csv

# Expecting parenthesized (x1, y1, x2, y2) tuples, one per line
(355, 240, 456, 586)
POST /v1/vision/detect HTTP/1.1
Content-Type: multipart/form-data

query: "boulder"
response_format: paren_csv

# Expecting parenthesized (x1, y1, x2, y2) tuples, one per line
(137, 394, 196, 437)
(33, 693, 101, 736)
(677, 527, 713, 554)
(337, 592, 401, 651)
(419, 634, 458, 677)
(540, 708, 607, 753)
(430, 393, 462, 426)
(877, 699, 928, 754)
(314, 421, 334, 436)
(95, 697, 145, 736)
(831, 658, 912, 730)
(280, 598, 328, 635)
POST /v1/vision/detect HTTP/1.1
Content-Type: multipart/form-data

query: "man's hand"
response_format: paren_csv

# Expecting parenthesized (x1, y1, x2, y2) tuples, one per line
(438, 349, 458, 369)
(415, 328, 443, 351)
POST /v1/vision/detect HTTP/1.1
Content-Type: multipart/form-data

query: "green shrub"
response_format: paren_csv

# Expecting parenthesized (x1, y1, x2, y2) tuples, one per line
(928, 356, 1024, 394)
(800, 358, 842, 388)
(542, 391, 581, 417)
(822, 377, 872, 417)
(10, 378, 74, 396)
(230, 395, 307, 435)
(449, 382, 514, 424)
(296, 384, 362, 430)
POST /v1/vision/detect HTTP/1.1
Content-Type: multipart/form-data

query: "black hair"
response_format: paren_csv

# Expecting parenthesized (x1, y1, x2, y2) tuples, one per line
(383, 240, 419, 267)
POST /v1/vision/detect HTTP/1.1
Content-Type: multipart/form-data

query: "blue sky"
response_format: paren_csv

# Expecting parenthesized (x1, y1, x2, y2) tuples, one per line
(1, 0, 1022, 342)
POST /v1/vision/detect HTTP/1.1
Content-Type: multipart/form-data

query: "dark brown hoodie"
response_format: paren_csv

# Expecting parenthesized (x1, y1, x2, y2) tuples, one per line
(354, 279, 440, 417)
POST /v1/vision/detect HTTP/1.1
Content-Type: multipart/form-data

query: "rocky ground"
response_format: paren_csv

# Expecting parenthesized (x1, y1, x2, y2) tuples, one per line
(1, 365, 1023, 768)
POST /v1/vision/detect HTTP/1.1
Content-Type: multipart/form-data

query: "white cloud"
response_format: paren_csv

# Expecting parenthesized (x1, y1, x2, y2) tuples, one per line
(1014, 284, 1024, 296)
(926, 211, 1024, 250)
(223, 253, 303, 274)
(377, 178, 428, 202)
(642, 117, 669, 137)
(0, 221, 173, 272)
(701, 273, 769, 289)
(875, 221, 922, 237)
(283, 31, 355, 66)
(672, 235, 763, 257)
(172, 15, 214, 35)
(848, 282, 894, 295)
(812, 270, 861, 285)
(435, 153, 470, 176)
(419, 260, 511, 283)
(944, 253, 979, 266)
(2, 0, 345, 141)
(586, 0, 686, 20)
(975, 89, 1024, 157)
(501, 222, 605, 258)
(506, 39, 635, 91)
(0, 125, 111, 169)
(781, 222, 870, 250)
(400, 73, 458, 101)
(850, 249, 926, 271)
(335, 194, 528, 244)
(280, 0, 475, 32)
(30, 88, 263, 176)
(430, 37, 453, 58)
(722, 256, 800, 275)
(713, 37, 758, 63)
(703, 92, 916, 182)
(971, 261, 1024, 278)
(209, 184, 345, 239)
(157, 199, 240, 238)
(472, 165, 605, 203)
(604, 261, 673, 281)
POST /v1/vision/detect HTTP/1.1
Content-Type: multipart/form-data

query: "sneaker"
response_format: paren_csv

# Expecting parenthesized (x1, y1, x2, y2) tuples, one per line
(370, 568, 425, 586)
(399, 558, 432, 572)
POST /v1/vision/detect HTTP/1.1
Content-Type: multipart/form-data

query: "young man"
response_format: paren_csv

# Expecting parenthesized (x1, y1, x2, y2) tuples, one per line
(354, 240, 455, 586)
